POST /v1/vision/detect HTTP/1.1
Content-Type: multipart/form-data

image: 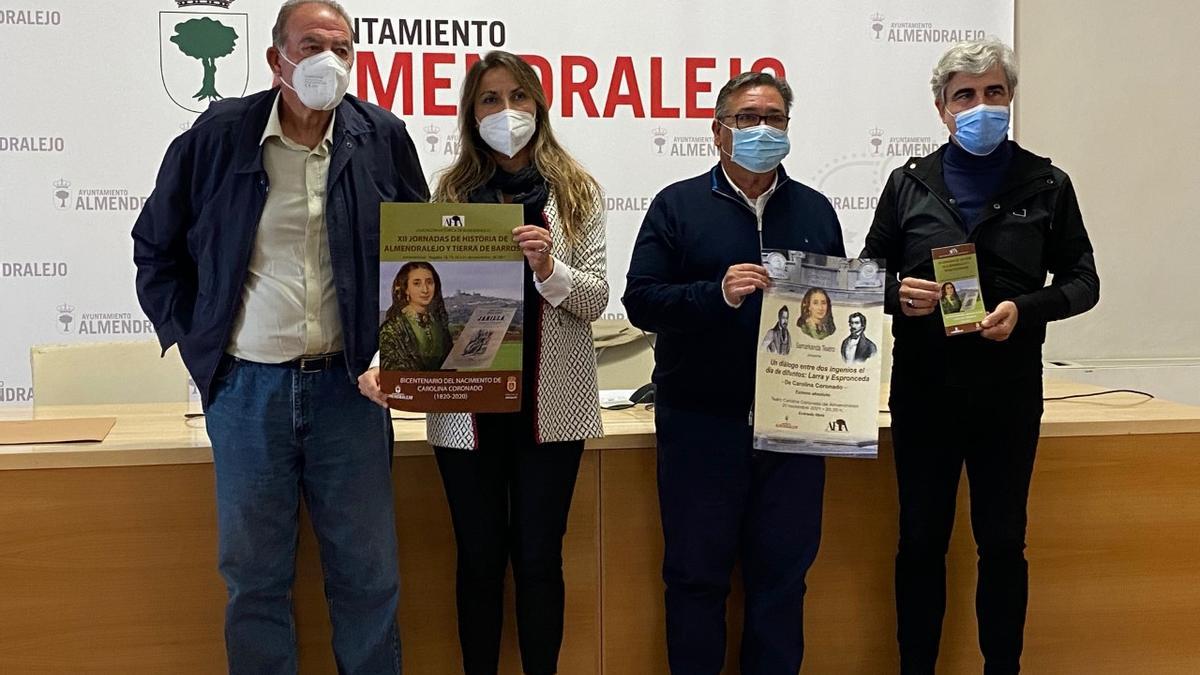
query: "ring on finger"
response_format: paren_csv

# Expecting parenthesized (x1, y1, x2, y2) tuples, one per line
(906, 298, 915, 308)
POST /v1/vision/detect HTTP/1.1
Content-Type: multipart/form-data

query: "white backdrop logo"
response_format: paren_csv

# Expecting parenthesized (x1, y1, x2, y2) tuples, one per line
(881, 131, 939, 158)
(50, 178, 148, 213)
(53, 179, 72, 210)
(873, 13, 988, 44)
(870, 13, 885, 40)
(56, 303, 75, 333)
(656, 130, 718, 159)
(422, 125, 442, 153)
(869, 127, 884, 155)
(652, 126, 668, 154)
(53, 304, 157, 336)
(159, 0, 249, 113)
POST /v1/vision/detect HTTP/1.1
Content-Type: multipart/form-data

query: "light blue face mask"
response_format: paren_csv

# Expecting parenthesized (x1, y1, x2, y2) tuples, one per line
(952, 104, 1010, 156)
(722, 122, 791, 174)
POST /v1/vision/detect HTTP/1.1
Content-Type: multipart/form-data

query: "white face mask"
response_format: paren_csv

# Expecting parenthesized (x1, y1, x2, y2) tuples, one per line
(477, 109, 536, 158)
(279, 50, 350, 111)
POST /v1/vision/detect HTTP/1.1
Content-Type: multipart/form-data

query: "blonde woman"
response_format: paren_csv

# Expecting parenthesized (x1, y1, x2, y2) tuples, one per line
(361, 50, 607, 675)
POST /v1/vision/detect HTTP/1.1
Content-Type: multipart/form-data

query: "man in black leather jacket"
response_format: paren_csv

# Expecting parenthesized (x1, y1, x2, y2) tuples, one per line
(861, 38, 1099, 675)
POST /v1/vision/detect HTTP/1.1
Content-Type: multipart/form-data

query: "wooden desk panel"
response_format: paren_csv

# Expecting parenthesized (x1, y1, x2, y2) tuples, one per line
(598, 433, 1200, 674)
(0, 464, 224, 673)
(1, 385, 1199, 673)
(0, 454, 602, 675)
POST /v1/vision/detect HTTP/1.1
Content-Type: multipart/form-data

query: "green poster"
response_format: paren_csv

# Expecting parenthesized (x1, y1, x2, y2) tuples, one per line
(378, 202, 525, 412)
(931, 243, 987, 336)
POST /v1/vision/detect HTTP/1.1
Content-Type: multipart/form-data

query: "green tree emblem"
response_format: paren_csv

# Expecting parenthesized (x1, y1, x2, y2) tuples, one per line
(170, 17, 239, 102)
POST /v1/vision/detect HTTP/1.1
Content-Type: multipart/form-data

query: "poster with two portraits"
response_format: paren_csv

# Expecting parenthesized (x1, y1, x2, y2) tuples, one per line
(753, 250, 886, 458)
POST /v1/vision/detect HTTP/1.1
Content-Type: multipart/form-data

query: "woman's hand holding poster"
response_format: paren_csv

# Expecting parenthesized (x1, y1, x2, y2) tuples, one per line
(379, 202, 524, 412)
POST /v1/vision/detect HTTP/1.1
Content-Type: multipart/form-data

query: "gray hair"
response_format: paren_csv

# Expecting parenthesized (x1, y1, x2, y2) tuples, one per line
(272, 0, 354, 51)
(930, 37, 1017, 102)
(714, 72, 794, 119)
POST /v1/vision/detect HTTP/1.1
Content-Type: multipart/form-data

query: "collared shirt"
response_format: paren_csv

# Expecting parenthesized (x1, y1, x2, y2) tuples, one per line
(721, 166, 779, 308)
(721, 165, 779, 231)
(228, 93, 341, 362)
(842, 334, 862, 362)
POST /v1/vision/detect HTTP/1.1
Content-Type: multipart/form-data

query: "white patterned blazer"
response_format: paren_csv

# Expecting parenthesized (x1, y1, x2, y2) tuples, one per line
(427, 187, 608, 449)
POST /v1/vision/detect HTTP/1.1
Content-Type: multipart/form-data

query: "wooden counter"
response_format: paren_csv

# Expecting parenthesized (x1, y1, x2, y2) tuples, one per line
(1, 379, 1198, 673)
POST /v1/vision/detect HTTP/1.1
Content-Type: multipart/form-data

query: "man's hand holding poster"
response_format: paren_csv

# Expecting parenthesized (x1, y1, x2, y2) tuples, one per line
(753, 250, 886, 458)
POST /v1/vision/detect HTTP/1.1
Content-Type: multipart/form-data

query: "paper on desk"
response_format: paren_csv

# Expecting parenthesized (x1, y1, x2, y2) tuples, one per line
(0, 417, 116, 445)
(599, 389, 637, 406)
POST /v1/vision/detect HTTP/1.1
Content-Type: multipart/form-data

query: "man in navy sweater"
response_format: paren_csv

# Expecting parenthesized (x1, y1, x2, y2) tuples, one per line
(624, 72, 845, 675)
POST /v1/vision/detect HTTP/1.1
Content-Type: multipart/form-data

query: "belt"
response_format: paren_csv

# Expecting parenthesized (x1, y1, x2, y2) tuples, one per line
(285, 351, 344, 373)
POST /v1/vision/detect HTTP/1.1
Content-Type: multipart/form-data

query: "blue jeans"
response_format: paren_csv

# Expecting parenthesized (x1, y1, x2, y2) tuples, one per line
(206, 356, 401, 674)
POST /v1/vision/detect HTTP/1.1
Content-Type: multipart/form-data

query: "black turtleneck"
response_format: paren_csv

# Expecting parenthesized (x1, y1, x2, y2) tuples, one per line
(942, 139, 1013, 233)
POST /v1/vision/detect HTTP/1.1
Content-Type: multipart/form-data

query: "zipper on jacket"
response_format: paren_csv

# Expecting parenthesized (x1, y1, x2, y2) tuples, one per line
(204, 174, 270, 402)
(712, 173, 792, 258)
(711, 173, 792, 218)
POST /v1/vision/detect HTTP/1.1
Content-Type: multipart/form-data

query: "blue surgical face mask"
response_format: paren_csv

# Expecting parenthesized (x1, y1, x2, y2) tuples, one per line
(721, 122, 790, 174)
(951, 104, 1010, 156)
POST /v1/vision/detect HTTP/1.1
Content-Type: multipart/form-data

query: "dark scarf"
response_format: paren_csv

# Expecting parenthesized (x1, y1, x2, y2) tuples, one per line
(466, 166, 548, 418)
(467, 165, 549, 223)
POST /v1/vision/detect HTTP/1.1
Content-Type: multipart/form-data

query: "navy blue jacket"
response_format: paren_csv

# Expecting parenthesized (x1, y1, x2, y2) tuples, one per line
(623, 165, 845, 418)
(132, 89, 429, 406)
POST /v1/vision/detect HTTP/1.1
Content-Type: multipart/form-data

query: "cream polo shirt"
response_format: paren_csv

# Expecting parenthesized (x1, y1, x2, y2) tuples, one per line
(227, 93, 342, 362)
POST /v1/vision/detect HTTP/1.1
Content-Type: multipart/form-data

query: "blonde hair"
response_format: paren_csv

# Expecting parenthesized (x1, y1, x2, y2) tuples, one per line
(433, 50, 600, 243)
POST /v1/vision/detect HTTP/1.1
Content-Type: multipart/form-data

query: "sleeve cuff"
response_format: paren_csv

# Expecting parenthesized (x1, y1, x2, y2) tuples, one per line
(534, 255, 573, 307)
(370, 350, 380, 369)
(722, 287, 744, 309)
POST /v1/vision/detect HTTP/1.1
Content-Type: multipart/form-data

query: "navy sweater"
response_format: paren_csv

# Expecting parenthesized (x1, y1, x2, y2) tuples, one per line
(943, 139, 1013, 231)
(623, 165, 845, 418)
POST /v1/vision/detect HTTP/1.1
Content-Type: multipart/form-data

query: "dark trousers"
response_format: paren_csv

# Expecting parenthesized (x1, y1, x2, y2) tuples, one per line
(655, 404, 826, 675)
(891, 377, 1043, 675)
(434, 411, 584, 675)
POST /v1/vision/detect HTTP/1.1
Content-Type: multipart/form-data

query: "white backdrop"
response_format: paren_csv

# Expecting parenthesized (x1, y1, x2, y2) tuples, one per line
(0, 0, 1012, 405)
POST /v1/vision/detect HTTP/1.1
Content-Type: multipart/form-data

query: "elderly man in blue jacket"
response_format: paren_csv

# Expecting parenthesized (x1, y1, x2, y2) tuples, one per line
(624, 72, 845, 675)
(132, 2, 427, 672)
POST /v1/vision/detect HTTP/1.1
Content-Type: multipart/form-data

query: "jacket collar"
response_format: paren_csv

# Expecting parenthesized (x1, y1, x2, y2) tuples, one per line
(903, 141, 1054, 201)
(710, 162, 792, 201)
(234, 89, 373, 175)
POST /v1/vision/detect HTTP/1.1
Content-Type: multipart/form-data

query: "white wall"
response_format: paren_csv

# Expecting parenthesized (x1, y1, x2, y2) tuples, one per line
(1016, 0, 1200, 361)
